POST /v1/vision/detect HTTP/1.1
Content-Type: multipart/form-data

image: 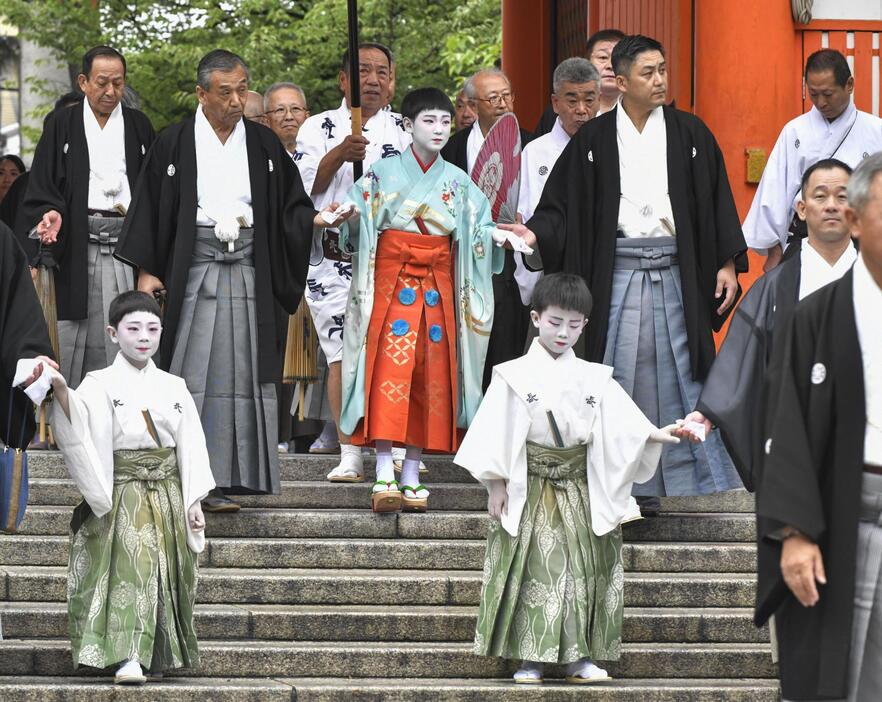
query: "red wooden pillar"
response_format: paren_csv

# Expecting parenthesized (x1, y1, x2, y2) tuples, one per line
(501, 0, 554, 132)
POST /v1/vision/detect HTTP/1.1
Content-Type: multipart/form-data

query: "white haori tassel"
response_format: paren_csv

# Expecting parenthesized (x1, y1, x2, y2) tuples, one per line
(214, 217, 240, 253)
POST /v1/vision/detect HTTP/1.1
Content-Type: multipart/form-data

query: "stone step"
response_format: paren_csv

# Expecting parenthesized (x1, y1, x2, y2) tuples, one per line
(0, 676, 782, 701)
(13, 506, 757, 542)
(0, 602, 768, 643)
(0, 677, 296, 701)
(26, 479, 489, 511)
(0, 535, 757, 572)
(0, 639, 776, 679)
(0, 566, 758, 607)
(26, 452, 757, 512)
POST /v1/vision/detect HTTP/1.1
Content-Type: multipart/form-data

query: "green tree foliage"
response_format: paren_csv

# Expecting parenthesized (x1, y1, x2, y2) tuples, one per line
(0, 0, 500, 131)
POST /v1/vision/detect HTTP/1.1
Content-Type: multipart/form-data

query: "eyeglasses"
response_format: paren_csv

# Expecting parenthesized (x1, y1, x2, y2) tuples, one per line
(267, 105, 307, 119)
(472, 91, 513, 107)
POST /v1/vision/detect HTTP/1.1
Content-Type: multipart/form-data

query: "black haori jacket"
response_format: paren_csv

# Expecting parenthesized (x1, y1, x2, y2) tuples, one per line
(114, 115, 316, 384)
(17, 103, 155, 320)
(526, 105, 747, 381)
(696, 242, 804, 491)
(756, 270, 868, 700)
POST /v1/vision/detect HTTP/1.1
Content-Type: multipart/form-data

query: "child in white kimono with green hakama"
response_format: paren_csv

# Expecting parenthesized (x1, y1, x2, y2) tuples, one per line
(455, 273, 679, 684)
(42, 291, 215, 684)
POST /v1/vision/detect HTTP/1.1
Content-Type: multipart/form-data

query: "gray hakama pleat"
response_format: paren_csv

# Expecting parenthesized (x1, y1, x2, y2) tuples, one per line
(170, 226, 279, 495)
(58, 215, 133, 388)
(784, 472, 882, 702)
(603, 236, 740, 497)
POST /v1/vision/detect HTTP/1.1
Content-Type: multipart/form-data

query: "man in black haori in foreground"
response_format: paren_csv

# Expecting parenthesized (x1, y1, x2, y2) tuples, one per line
(502, 35, 746, 515)
(19, 46, 154, 389)
(755, 152, 882, 702)
(678, 159, 856, 491)
(116, 49, 351, 512)
(0, 222, 55, 451)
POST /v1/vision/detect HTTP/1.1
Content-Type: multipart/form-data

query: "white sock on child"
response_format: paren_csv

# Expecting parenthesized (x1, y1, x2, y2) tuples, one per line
(513, 660, 544, 683)
(565, 657, 609, 681)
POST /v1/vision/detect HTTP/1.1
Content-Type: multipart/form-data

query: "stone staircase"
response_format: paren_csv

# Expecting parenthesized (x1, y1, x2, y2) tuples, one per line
(0, 452, 780, 700)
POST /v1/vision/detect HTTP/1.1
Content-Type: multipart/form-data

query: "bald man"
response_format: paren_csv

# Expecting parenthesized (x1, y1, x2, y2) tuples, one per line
(245, 90, 266, 126)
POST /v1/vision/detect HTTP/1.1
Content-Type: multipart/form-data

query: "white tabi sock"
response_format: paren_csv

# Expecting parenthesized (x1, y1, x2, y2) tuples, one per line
(400, 459, 423, 491)
(374, 440, 395, 487)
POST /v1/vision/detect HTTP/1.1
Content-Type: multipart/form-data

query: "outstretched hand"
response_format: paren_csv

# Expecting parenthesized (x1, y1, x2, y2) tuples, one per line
(674, 412, 713, 443)
(496, 222, 538, 250)
(315, 201, 356, 229)
(649, 424, 681, 445)
(21, 355, 60, 388)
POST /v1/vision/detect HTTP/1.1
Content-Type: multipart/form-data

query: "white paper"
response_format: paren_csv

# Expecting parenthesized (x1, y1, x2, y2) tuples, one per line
(320, 203, 356, 226)
(491, 227, 534, 255)
(683, 420, 707, 442)
(12, 358, 52, 406)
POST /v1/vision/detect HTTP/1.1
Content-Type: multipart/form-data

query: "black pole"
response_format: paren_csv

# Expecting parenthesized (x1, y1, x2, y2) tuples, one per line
(347, 0, 363, 180)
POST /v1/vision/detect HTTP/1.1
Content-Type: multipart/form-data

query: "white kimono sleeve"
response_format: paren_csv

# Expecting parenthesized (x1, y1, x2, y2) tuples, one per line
(48, 376, 114, 517)
(587, 378, 662, 536)
(293, 117, 325, 197)
(742, 127, 795, 252)
(453, 372, 532, 537)
(173, 381, 216, 553)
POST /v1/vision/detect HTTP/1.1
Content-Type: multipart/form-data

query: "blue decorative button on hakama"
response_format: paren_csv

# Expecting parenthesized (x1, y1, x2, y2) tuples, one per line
(424, 289, 440, 307)
(391, 319, 410, 336)
(429, 324, 443, 342)
(398, 287, 417, 305)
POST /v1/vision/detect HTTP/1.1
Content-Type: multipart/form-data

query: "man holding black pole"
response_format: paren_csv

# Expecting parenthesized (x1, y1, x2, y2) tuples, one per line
(295, 41, 410, 483)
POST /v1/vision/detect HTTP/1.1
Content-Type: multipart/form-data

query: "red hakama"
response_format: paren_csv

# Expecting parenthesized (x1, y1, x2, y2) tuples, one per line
(353, 229, 458, 452)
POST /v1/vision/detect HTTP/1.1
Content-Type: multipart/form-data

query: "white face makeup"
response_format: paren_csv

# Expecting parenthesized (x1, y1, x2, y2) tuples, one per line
(404, 109, 452, 160)
(531, 304, 588, 357)
(107, 311, 162, 369)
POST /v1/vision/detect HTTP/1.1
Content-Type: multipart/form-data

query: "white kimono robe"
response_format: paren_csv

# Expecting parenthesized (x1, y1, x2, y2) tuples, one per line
(514, 117, 570, 304)
(454, 339, 662, 537)
(743, 103, 882, 252)
(50, 353, 216, 552)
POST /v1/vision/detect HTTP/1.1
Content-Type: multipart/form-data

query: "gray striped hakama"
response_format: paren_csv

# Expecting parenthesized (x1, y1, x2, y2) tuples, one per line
(603, 236, 740, 497)
(169, 226, 279, 495)
(58, 215, 133, 389)
(784, 472, 882, 702)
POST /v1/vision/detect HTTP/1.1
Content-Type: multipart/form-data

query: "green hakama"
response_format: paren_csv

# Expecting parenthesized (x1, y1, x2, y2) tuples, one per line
(67, 447, 199, 672)
(473, 442, 624, 663)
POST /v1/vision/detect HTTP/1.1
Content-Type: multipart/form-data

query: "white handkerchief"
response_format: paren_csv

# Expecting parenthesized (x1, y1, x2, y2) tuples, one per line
(683, 420, 707, 442)
(491, 228, 534, 255)
(13, 358, 52, 406)
(320, 203, 356, 226)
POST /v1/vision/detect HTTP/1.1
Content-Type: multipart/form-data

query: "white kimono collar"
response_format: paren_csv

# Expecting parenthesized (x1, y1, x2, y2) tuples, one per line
(550, 117, 571, 149)
(527, 336, 577, 366)
(111, 351, 156, 377)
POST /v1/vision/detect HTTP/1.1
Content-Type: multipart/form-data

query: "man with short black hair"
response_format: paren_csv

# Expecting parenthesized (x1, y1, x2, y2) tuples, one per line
(115, 49, 349, 509)
(588, 28, 626, 115)
(504, 35, 747, 511)
(295, 42, 411, 482)
(20, 45, 155, 389)
(680, 158, 856, 491)
(744, 48, 882, 271)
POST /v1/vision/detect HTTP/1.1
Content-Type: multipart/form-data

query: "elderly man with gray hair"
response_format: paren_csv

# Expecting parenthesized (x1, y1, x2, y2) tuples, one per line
(755, 151, 882, 702)
(514, 58, 600, 304)
(115, 49, 352, 511)
(440, 67, 534, 387)
(264, 82, 310, 158)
